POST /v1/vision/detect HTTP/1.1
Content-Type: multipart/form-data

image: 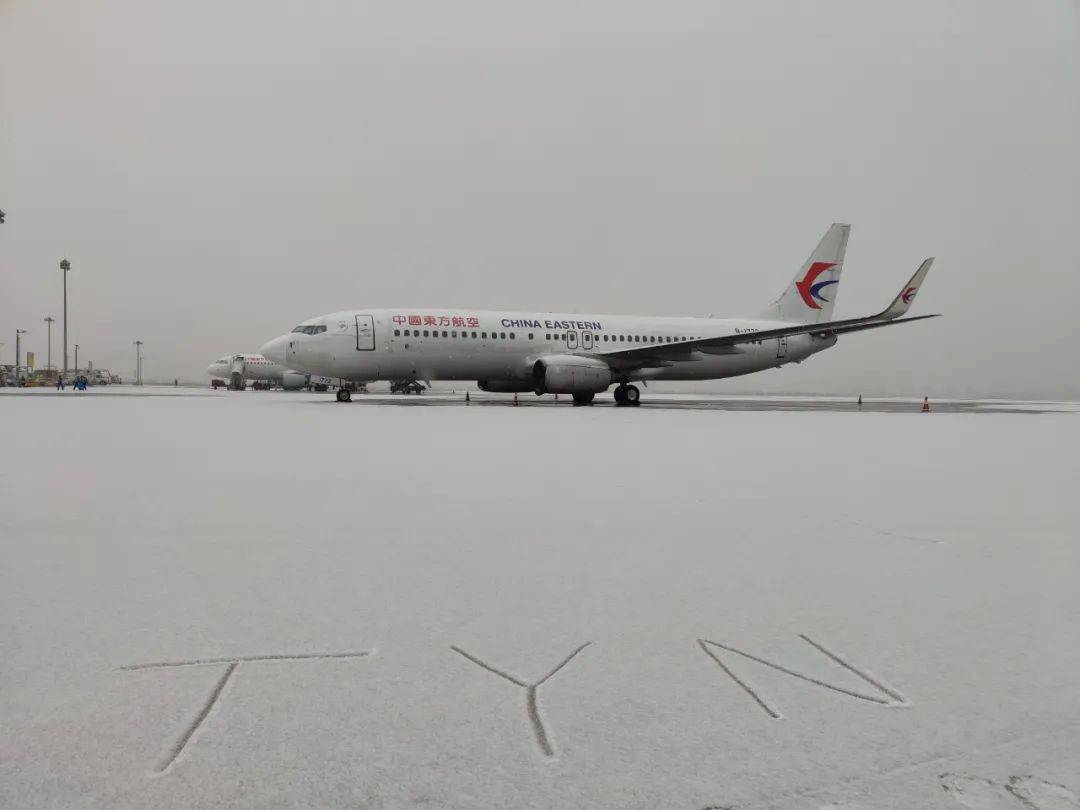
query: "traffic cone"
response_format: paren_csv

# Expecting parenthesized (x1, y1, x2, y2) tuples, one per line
(922, 396, 930, 413)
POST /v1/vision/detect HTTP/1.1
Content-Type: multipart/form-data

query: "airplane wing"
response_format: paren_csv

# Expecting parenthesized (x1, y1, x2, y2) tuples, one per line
(597, 258, 938, 366)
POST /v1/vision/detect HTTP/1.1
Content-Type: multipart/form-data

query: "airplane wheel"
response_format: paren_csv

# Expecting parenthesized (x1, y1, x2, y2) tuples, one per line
(336, 388, 352, 402)
(572, 392, 595, 406)
(613, 386, 627, 405)
(624, 385, 640, 407)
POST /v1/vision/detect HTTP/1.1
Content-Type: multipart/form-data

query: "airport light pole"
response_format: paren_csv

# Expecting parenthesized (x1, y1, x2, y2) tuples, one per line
(60, 258, 71, 373)
(134, 340, 143, 385)
(15, 329, 26, 383)
(44, 316, 55, 370)
(74, 343, 79, 374)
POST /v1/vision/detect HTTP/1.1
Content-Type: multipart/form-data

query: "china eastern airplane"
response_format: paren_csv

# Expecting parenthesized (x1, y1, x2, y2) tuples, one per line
(259, 224, 937, 406)
(205, 353, 310, 390)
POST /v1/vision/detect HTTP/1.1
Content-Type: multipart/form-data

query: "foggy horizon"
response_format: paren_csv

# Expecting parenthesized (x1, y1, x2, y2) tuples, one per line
(2, 0, 1078, 397)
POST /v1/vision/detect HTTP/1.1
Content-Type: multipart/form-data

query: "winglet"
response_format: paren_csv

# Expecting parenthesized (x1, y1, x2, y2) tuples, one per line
(878, 258, 933, 320)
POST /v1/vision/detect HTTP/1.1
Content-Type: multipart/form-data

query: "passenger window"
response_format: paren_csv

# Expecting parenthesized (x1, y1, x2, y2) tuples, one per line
(472, 332, 477, 338)
(509, 333, 515, 340)
(442, 331, 448, 337)
(451, 331, 457, 338)
(545, 334, 550, 340)
(528, 333, 533, 340)
(394, 329, 400, 336)
(482, 332, 487, 339)
(423, 330, 429, 337)
(634, 336, 640, 342)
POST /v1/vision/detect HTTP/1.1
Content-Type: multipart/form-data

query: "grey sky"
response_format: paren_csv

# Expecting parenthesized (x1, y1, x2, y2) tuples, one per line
(2, 0, 1077, 396)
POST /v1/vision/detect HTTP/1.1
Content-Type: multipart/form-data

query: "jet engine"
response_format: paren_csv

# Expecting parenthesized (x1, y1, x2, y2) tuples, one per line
(280, 370, 309, 391)
(532, 355, 612, 395)
(477, 379, 533, 393)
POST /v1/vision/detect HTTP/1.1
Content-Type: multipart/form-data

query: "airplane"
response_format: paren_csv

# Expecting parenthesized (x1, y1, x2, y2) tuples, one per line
(259, 224, 938, 406)
(205, 353, 310, 390)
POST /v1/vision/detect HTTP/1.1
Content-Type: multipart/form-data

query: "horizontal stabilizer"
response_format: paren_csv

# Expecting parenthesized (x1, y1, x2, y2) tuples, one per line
(599, 257, 939, 363)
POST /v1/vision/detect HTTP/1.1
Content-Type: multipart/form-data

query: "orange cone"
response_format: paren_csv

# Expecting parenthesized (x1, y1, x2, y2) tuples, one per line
(922, 396, 930, 413)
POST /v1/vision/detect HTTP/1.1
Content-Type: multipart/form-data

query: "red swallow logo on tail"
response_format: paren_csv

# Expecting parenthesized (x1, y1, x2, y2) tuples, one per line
(901, 286, 917, 305)
(795, 262, 837, 309)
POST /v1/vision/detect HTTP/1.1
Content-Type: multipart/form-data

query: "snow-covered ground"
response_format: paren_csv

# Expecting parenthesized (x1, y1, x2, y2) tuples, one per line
(2, 388, 1078, 809)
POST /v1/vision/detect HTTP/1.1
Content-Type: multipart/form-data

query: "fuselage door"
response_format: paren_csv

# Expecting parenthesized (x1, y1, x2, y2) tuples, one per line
(356, 314, 375, 351)
(581, 332, 593, 350)
(567, 330, 578, 350)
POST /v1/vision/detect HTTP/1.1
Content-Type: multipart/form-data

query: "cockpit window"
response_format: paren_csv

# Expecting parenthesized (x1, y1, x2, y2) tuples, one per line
(291, 325, 327, 335)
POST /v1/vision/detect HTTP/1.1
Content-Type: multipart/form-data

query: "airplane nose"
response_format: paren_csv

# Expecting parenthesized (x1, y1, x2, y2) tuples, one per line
(259, 335, 288, 365)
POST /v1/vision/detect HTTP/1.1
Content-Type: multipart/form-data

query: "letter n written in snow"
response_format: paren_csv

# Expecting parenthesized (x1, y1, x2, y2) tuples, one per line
(697, 634, 907, 719)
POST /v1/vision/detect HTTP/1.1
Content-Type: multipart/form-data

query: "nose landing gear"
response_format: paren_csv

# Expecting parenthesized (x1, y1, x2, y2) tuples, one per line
(336, 388, 352, 402)
(613, 384, 640, 407)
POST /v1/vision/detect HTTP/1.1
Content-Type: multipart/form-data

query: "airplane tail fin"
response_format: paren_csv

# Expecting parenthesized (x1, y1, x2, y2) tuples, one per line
(761, 223, 850, 324)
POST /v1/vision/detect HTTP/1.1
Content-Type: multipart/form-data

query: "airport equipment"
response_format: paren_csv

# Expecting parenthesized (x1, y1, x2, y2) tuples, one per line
(60, 259, 71, 372)
(133, 341, 143, 385)
(44, 317, 54, 369)
(14, 329, 26, 384)
(389, 380, 426, 395)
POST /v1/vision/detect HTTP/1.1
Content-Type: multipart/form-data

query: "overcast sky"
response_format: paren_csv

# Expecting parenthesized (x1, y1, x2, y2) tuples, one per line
(2, 0, 1077, 395)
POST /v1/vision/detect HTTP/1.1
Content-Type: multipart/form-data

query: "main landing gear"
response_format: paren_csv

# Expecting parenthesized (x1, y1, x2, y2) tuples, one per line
(336, 388, 352, 402)
(613, 384, 641, 407)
